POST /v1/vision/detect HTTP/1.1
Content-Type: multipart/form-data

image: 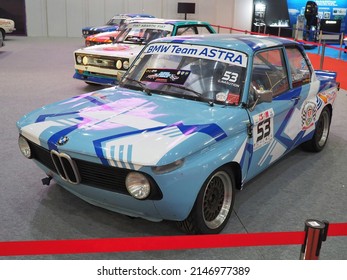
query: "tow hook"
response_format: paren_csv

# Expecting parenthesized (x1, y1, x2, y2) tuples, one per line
(41, 175, 52, 186)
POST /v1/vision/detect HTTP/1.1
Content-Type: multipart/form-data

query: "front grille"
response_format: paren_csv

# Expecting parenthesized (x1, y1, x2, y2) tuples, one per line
(51, 150, 80, 184)
(27, 140, 162, 199)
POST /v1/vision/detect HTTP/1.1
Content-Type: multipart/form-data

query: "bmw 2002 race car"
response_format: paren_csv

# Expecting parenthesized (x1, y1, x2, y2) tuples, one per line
(17, 34, 339, 234)
(85, 30, 121, 47)
(84, 17, 157, 47)
(82, 13, 155, 38)
(74, 19, 216, 85)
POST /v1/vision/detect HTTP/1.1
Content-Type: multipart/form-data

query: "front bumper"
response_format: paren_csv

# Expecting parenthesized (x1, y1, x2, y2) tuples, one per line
(6, 27, 16, 33)
(36, 161, 164, 222)
(73, 70, 119, 86)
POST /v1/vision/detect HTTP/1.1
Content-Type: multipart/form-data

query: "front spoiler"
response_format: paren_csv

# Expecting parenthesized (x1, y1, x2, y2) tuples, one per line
(73, 71, 118, 86)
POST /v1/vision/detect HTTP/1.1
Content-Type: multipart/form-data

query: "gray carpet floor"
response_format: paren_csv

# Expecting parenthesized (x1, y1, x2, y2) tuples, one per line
(0, 36, 346, 259)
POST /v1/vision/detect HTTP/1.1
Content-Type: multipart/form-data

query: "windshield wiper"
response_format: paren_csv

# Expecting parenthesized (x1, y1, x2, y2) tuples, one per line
(121, 77, 152, 95)
(164, 84, 202, 97)
(164, 84, 214, 106)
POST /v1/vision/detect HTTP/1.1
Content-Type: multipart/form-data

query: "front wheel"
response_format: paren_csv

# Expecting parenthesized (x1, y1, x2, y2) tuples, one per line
(0, 29, 5, 40)
(302, 107, 331, 152)
(177, 166, 235, 234)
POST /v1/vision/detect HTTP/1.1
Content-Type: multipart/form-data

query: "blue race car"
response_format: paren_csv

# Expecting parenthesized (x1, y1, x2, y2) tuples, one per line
(17, 34, 339, 234)
(82, 13, 155, 38)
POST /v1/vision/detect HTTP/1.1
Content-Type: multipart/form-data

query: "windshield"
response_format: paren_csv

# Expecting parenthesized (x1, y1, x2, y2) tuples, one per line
(121, 43, 247, 105)
(106, 17, 125, 26)
(115, 23, 173, 45)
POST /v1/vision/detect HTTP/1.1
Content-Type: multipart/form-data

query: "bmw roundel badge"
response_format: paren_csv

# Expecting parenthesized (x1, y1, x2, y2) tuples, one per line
(57, 136, 69, 146)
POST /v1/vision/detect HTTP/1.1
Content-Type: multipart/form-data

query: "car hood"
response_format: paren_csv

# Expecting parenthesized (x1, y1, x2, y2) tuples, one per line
(76, 43, 144, 59)
(90, 31, 121, 40)
(83, 25, 118, 32)
(17, 87, 246, 167)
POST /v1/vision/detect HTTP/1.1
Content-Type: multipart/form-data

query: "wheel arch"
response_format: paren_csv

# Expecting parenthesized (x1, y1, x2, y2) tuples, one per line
(323, 103, 333, 124)
(220, 161, 242, 190)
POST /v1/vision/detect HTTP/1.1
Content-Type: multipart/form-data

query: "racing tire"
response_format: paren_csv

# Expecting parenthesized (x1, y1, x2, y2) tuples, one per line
(302, 107, 331, 152)
(177, 166, 235, 234)
(0, 29, 5, 40)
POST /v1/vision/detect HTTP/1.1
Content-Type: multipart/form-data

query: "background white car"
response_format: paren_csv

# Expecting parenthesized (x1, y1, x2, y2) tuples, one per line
(0, 18, 16, 39)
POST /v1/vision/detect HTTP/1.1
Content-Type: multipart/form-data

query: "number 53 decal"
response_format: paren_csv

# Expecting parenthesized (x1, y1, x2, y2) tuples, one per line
(221, 71, 239, 83)
(252, 109, 274, 151)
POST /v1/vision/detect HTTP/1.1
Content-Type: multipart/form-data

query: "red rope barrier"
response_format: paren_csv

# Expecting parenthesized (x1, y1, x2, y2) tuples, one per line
(0, 223, 346, 257)
(0, 231, 305, 257)
(328, 222, 347, 236)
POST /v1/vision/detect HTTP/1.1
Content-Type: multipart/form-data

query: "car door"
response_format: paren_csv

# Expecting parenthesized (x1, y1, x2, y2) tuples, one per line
(245, 46, 311, 180)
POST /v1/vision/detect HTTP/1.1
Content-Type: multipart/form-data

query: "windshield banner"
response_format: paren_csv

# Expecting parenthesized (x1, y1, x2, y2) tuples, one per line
(144, 43, 248, 67)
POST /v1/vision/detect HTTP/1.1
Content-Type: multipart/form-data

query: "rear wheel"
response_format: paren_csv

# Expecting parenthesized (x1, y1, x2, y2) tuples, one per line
(177, 166, 235, 234)
(0, 29, 5, 40)
(302, 107, 331, 152)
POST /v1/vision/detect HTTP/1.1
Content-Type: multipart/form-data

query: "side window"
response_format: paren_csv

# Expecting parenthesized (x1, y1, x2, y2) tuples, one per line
(251, 48, 289, 98)
(195, 26, 214, 34)
(176, 26, 197, 36)
(285, 46, 311, 88)
(176, 25, 213, 36)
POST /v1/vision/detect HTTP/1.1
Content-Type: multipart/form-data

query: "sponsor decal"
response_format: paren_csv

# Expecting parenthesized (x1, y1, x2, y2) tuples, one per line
(130, 23, 173, 31)
(252, 109, 274, 151)
(144, 43, 247, 67)
(318, 87, 337, 104)
(141, 68, 190, 84)
(102, 45, 131, 51)
(301, 101, 317, 130)
(215, 92, 240, 105)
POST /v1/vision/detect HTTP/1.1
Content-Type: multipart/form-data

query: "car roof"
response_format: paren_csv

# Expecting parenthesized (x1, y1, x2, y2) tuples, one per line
(112, 13, 155, 18)
(149, 34, 299, 54)
(127, 18, 212, 26)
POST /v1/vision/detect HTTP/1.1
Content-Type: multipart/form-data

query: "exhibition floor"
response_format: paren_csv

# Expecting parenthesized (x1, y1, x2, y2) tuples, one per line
(0, 36, 346, 260)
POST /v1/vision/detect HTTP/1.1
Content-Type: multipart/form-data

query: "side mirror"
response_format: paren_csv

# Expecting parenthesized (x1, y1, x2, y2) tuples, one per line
(256, 89, 273, 103)
(249, 88, 273, 111)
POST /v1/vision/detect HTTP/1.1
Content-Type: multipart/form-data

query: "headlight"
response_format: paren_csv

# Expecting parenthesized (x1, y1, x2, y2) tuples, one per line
(123, 60, 129, 69)
(18, 136, 32, 159)
(152, 159, 184, 174)
(76, 55, 82, 64)
(116, 60, 123, 69)
(125, 172, 151, 199)
(82, 56, 89, 65)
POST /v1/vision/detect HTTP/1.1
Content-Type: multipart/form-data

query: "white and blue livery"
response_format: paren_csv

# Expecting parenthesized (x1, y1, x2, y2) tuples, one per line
(17, 34, 339, 234)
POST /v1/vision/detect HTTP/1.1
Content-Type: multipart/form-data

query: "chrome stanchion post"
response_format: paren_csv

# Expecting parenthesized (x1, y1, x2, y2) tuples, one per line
(338, 32, 344, 60)
(318, 30, 322, 54)
(320, 43, 326, 70)
(300, 219, 329, 260)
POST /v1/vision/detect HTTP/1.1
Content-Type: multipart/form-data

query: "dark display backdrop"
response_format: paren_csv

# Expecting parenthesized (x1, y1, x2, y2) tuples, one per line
(253, 0, 347, 37)
(251, 0, 291, 35)
(0, 0, 26, 35)
(287, 0, 347, 35)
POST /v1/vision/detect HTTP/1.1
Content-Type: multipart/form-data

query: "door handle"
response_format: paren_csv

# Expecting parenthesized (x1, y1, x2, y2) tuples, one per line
(291, 96, 301, 101)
